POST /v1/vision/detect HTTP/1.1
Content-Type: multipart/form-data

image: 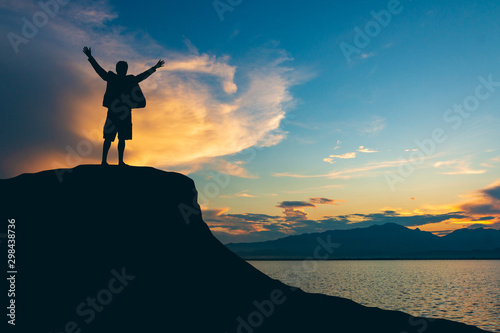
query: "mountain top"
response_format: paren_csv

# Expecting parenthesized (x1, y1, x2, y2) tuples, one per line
(227, 220, 500, 260)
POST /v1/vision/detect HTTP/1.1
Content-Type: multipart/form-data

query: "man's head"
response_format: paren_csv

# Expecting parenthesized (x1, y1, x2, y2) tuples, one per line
(116, 61, 128, 76)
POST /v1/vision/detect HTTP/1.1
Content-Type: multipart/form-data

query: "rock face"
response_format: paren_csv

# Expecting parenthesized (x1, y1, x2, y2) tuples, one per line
(0, 165, 489, 333)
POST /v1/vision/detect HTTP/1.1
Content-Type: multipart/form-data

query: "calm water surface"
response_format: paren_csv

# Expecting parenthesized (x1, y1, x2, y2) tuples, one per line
(248, 260, 500, 332)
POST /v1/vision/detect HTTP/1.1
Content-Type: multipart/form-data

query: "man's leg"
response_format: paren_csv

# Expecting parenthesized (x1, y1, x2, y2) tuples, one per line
(118, 139, 126, 166)
(118, 111, 132, 166)
(102, 139, 112, 165)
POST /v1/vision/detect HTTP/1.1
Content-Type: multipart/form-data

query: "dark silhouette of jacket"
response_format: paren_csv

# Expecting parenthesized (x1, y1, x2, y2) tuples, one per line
(87, 56, 156, 109)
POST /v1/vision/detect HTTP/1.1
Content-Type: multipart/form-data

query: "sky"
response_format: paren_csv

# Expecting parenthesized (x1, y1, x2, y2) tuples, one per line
(1, 0, 500, 243)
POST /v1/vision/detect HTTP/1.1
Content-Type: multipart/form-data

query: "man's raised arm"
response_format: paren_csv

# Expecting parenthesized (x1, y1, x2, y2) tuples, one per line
(136, 59, 165, 83)
(83, 46, 109, 81)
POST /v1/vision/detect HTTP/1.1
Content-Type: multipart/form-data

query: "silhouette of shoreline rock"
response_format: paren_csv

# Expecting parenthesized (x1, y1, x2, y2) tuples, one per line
(1, 165, 490, 332)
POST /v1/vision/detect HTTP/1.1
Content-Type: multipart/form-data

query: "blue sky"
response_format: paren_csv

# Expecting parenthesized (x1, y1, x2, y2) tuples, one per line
(1, 0, 500, 242)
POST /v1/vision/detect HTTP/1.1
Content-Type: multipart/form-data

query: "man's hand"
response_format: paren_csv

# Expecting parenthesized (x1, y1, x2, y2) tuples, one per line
(83, 46, 92, 57)
(154, 59, 165, 69)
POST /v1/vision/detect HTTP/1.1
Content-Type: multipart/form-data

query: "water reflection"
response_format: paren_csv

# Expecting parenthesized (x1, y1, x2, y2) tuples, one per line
(249, 260, 500, 332)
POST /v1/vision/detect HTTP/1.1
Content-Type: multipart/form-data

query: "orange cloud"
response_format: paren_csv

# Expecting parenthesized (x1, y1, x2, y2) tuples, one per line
(3, 1, 302, 177)
(68, 49, 296, 172)
(433, 160, 486, 175)
(456, 180, 500, 227)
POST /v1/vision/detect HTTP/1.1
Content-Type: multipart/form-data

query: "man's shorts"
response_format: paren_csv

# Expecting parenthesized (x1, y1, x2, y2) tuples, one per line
(103, 107, 132, 141)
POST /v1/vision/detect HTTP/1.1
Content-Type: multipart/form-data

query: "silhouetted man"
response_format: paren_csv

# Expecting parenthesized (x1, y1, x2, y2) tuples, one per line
(83, 46, 164, 166)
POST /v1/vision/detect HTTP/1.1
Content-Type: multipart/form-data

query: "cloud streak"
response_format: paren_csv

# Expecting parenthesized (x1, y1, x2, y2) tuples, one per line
(277, 201, 316, 208)
(275, 159, 404, 179)
(357, 146, 378, 153)
(323, 152, 356, 164)
(434, 160, 486, 175)
(323, 145, 378, 164)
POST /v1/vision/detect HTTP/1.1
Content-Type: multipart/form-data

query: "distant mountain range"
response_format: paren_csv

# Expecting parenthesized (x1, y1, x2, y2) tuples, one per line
(226, 223, 500, 259)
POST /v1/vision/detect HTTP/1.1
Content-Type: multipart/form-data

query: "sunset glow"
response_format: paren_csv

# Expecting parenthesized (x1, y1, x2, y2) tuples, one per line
(1, 0, 500, 243)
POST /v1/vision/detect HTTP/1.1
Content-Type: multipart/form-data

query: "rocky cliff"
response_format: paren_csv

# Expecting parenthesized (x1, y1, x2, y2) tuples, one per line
(0, 165, 489, 332)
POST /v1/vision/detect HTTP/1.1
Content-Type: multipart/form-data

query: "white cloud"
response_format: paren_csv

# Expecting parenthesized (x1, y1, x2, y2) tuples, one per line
(357, 146, 378, 153)
(433, 160, 486, 175)
(163, 53, 237, 94)
(323, 152, 357, 164)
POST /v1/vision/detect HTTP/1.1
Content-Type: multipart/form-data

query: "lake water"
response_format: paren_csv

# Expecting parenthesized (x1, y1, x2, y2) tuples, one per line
(248, 260, 500, 332)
